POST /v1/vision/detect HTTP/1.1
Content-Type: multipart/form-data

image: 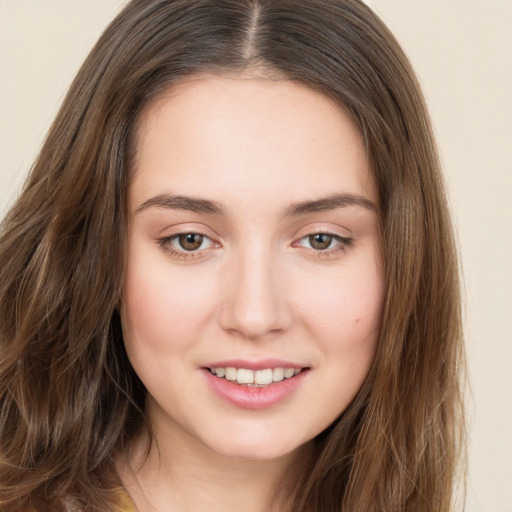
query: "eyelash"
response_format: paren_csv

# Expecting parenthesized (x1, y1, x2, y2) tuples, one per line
(293, 233, 354, 256)
(157, 231, 354, 260)
(158, 232, 216, 260)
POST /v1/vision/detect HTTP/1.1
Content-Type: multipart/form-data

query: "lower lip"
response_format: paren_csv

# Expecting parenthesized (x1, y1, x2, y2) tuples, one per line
(202, 369, 309, 409)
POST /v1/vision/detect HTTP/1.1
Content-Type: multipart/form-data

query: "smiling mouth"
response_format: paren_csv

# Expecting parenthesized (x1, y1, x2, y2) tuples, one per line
(207, 367, 306, 387)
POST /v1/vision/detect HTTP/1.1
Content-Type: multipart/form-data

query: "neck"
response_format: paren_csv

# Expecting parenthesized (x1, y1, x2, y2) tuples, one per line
(118, 416, 312, 512)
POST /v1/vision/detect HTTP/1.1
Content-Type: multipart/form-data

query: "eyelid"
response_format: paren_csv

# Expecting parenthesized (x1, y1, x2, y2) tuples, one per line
(291, 225, 354, 256)
(156, 222, 218, 238)
(156, 226, 221, 260)
(294, 233, 353, 249)
(156, 223, 354, 260)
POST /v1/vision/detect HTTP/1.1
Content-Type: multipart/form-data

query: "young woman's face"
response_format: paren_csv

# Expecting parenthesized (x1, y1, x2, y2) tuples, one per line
(122, 75, 383, 461)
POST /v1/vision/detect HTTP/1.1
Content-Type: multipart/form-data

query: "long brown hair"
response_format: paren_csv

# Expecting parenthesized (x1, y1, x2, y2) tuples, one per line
(0, 1, 465, 510)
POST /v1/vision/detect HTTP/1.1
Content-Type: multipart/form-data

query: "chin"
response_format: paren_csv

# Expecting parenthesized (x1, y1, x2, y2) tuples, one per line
(199, 425, 313, 462)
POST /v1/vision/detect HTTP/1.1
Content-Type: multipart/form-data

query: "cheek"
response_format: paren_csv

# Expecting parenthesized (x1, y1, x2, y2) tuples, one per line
(288, 259, 382, 437)
(300, 262, 382, 344)
(295, 254, 383, 400)
(121, 251, 217, 356)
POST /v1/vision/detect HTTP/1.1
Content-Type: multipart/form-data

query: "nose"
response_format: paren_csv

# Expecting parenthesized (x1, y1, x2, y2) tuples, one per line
(218, 245, 293, 340)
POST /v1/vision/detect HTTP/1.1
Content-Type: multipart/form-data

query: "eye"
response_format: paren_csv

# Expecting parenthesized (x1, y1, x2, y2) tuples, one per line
(306, 233, 335, 250)
(158, 232, 217, 258)
(295, 232, 353, 253)
(177, 233, 206, 251)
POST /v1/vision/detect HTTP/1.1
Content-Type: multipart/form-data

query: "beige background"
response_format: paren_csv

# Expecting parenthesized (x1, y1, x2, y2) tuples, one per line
(1, 1, 511, 510)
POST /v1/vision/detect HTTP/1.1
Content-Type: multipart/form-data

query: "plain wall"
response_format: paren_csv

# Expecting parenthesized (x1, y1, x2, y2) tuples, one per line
(1, 1, 511, 511)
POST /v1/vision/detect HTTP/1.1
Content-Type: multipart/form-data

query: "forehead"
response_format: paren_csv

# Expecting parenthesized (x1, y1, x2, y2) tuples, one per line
(129, 74, 375, 210)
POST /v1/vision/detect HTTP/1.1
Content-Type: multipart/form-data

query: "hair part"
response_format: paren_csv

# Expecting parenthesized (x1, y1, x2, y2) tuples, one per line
(0, 1, 465, 511)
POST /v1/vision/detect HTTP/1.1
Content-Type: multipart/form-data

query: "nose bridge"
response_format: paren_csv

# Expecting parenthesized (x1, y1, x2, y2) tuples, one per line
(219, 240, 291, 339)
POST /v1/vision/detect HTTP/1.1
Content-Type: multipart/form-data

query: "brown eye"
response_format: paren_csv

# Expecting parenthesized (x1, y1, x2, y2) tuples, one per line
(178, 233, 204, 251)
(308, 233, 333, 250)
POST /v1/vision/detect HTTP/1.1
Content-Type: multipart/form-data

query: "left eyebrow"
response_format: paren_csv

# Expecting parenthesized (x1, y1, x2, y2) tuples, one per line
(136, 194, 226, 215)
(283, 193, 377, 216)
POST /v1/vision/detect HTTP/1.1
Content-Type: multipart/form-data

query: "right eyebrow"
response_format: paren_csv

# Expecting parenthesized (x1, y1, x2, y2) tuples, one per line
(283, 193, 377, 217)
(135, 194, 226, 215)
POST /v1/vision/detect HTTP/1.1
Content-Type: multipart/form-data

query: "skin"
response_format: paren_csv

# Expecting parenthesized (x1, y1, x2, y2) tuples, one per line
(120, 73, 383, 512)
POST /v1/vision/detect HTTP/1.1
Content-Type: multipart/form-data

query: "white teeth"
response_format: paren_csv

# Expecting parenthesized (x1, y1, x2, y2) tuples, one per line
(284, 368, 295, 379)
(225, 367, 237, 381)
(236, 368, 254, 384)
(272, 367, 284, 382)
(255, 369, 273, 385)
(210, 366, 303, 386)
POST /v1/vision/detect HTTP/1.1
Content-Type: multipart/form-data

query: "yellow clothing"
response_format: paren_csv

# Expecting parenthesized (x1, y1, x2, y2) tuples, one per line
(116, 488, 138, 512)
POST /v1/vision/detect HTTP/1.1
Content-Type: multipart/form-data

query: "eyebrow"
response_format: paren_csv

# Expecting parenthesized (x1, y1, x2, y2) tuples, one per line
(136, 194, 225, 215)
(283, 193, 377, 216)
(136, 192, 376, 217)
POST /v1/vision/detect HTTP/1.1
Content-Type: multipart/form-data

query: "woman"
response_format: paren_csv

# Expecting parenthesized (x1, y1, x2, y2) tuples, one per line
(0, 1, 465, 511)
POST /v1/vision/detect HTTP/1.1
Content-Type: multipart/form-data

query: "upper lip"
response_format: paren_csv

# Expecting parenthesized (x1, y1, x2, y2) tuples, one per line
(202, 359, 307, 371)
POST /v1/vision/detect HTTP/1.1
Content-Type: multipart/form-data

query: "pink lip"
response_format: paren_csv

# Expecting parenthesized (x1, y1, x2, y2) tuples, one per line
(201, 367, 309, 410)
(202, 359, 304, 371)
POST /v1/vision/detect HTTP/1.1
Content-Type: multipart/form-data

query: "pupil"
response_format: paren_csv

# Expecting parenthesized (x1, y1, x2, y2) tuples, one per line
(179, 233, 203, 250)
(310, 234, 332, 250)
